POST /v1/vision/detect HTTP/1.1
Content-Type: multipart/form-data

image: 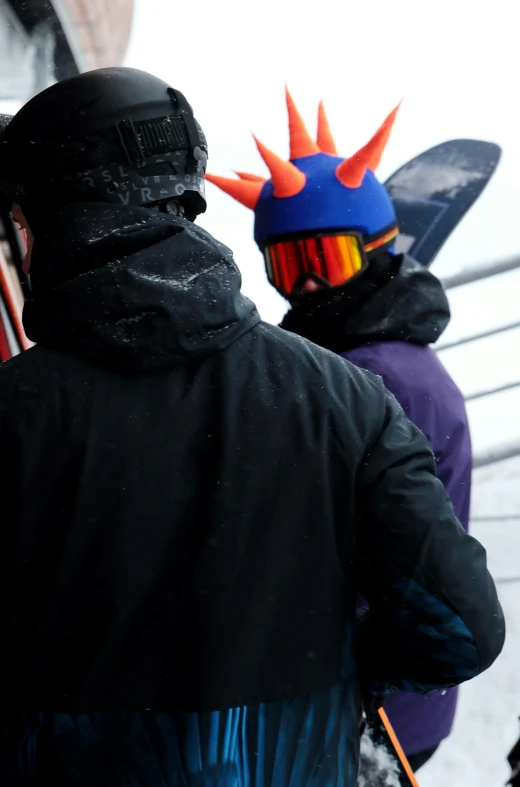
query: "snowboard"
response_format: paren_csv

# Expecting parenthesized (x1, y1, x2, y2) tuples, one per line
(0, 297, 11, 361)
(358, 708, 420, 787)
(384, 139, 501, 267)
(0, 243, 30, 357)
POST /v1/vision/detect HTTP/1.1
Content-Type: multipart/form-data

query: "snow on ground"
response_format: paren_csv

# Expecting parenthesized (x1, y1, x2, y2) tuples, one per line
(420, 581, 518, 787)
(420, 457, 520, 787)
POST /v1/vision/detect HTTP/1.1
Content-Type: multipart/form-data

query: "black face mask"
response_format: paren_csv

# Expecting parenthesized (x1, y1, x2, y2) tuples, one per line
(280, 252, 400, 352)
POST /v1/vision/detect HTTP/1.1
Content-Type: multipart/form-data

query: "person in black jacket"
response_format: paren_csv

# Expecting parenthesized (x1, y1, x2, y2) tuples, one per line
(0, 68, 505, 787)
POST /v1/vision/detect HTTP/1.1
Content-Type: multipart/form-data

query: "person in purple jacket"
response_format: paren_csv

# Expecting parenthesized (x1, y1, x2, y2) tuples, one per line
(208, 88, 472, 773)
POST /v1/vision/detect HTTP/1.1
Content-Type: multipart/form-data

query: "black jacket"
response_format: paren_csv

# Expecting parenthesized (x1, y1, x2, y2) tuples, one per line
(0, 205, 504, 782)
(280, 252, 450, 351)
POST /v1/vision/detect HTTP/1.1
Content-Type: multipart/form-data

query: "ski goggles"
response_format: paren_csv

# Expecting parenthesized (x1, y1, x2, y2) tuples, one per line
(262, 224, 399, 298)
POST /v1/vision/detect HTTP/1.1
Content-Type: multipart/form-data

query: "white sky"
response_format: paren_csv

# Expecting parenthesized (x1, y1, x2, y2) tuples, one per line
(76, 1, 520, 452)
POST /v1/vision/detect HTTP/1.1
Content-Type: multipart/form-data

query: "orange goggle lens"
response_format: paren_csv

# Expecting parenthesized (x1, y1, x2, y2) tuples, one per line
(263, 233, 366, 298)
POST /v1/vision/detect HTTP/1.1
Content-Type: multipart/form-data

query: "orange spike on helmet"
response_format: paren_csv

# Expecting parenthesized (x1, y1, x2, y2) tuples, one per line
(205, 173, 264, 210)
(234, 171, 267, 182)
(316, 101, 338, 155)
(253, 134, 306, 198)
(336, 102, 401, 188)
(285, 86, 320, 159)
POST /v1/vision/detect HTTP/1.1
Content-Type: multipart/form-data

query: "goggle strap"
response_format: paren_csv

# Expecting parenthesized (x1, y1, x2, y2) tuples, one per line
(364, 222, 399, 257)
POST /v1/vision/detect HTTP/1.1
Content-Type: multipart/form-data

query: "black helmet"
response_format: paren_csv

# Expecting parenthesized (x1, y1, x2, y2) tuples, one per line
(0, 68, 208, 220)
(0, 115, 11, 135)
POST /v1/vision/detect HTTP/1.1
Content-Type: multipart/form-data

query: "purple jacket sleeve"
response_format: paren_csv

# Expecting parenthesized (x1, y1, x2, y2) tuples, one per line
(343, 341, 472, 531)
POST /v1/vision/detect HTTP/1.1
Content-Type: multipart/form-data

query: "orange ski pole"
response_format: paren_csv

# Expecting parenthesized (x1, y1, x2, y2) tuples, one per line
(378, 707, 421, 787)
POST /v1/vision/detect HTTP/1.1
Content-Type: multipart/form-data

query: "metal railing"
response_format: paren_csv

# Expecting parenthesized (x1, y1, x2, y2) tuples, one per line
(465, 380, 520, 402)
(432, 253, 520, 468)
(473, 439, 520, 469)
(437, 319, 520, 351)
(442, 253, 520, 290)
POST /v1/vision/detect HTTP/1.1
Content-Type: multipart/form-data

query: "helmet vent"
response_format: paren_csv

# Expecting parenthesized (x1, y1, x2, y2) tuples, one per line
(135, 116, 189, 156)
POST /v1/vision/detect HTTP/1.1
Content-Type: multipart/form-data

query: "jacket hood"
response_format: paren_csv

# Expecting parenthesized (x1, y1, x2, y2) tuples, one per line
(280, 254, 450, 352)
(22, 203, 259, 373)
